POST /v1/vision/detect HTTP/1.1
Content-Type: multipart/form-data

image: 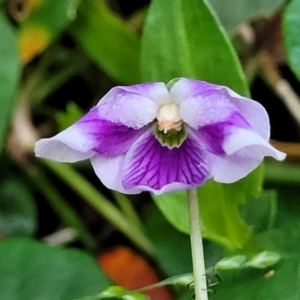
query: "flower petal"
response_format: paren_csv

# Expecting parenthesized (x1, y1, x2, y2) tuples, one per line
(97, 82, 170, 128)
(222, 128, 286, 159)
(34, 108, 144, 162)
(121, 128, 211, 194)
(198, 112, 251, 155)
(171, 78, 270, 139)
(211, 128, 286, 183)
(91, 155, 141, 194)
(179, 89, 236, 129)
(169, 78, 216, 104)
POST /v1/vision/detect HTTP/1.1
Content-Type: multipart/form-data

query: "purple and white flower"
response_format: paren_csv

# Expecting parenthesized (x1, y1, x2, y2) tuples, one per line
(35, 78, 286, 194)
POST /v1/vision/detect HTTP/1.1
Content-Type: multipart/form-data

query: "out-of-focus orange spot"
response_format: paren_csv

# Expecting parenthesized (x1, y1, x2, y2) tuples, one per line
(18, 26, 50, 63)
(99, 246, 173, 300)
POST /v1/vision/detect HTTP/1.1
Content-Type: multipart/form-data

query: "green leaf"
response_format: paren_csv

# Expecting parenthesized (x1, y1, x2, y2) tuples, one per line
(0, 176, 37, 236)
(210, 0, 285, 32)
(154, 166, 264, 250)
(240, 190, 278, 233)
(0, 12, 20, 151)
(74, 286, 148, 300)
(246, 222, 300, 258)
(70, 0, 140, 84)
(0, 238, 111, 300)
(18, 0, 80, 63)
(283, 0, 300, 81)
(211, 258, 300, 299)
(141, 0, 248, 95)
(153, 191, 189, 233)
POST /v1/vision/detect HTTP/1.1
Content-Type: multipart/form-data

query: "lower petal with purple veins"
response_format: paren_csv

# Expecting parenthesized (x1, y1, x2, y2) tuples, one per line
(121, 129, 211, 194)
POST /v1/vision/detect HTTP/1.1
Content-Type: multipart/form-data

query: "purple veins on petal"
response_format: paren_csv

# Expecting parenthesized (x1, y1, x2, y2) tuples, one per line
(121, 128, 210, 194)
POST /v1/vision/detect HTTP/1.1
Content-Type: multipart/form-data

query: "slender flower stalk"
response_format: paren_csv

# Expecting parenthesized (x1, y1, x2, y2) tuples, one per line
(187, 188, 208, 300)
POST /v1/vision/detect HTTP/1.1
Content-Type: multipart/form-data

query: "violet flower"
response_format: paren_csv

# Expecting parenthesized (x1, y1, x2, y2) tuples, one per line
(35, 78, 286, 194)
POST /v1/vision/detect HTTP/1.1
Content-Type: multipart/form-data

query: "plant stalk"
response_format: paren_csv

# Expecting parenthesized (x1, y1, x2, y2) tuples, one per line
(187, 188, 208, 300)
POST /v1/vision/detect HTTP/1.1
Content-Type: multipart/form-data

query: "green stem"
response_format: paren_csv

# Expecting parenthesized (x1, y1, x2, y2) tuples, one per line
(187, 188, 208, 300)
(28, 167, 96, 249)
(44, 160, 154, 256)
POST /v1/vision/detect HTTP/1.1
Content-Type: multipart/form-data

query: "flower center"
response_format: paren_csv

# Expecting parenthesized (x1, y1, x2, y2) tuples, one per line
(157, 102, 183, 133)
(155, 102, 186, 149)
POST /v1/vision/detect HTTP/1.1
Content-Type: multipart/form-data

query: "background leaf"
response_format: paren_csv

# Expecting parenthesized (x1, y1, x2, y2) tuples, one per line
(0, 238, 111, 300)
(210, 0, 284, 32)
(18, 0, 80, 63)
(153, 166, 264, 250)
(211, 258, 300, 299)
(0, 12, 20, 151)
(141, 0, 248, 95)
(0, 175, 37, 237)
(283, 0, 300, 81)
(70, 0, 140, 84)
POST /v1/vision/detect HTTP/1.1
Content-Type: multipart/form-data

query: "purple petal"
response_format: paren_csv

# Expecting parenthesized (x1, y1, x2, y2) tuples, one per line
(35, 108, 145, 162)
(91, 155, 141, 194)
(211, 128, 286, 183)
(97, 82, 170, 128)
(121, 128, 211, 194)
(171, 79, 270, 139)
(198, 112, 251, 155)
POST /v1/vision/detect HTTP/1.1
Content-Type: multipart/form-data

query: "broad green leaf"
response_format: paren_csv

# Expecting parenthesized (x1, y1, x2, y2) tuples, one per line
(283, 0, 300, 81)
(0, 238, 111, 300)
(211, 258, 300, 299)
(141, 0, 248, 95)
(0, 176, 37, 236)
(210, 0, 285, 32)
(240, 190, 278, 233)
(0, 12, 20, 151)
(246, 222, 300, 258)
(154, 166, 264, 250)
(70, 0, 140, 84)
(153, 191, 189, 233)
(198, 168, 263, 250)
(212, 223, 300, 299)
(18, 0, 80, 63)
(74, 286, 147, 300)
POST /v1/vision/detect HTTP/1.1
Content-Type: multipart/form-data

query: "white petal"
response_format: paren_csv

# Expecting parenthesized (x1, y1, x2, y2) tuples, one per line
(97, 83, 170, 128)
(223, 128, 286, 160)
(91, 155, 141, 194)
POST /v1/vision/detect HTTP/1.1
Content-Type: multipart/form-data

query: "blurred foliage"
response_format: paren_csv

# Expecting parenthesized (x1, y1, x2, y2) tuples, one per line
(141, 0, 248, 95)
(70, 0, 140, 84)
(0, 238, 111, 300)
(0, 0, 300, 299)
(210, 0, 285, 32)
(0, 11, 20, 150)
(283, 0, 300, 81)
